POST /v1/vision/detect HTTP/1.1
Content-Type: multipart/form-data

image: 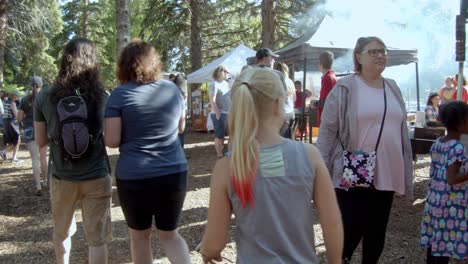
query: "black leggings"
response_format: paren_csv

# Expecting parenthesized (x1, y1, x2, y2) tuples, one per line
(336, 188, 394, 264)
(426, 248, 450, 264)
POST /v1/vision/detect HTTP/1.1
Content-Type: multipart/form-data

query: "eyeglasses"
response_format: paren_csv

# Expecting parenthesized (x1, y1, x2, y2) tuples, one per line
(361, 48, 388, 57)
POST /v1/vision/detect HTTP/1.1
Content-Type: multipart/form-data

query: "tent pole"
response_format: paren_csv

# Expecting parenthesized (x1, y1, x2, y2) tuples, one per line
(457, 62, 464, 101)
(302, 58, 307, 142)
(415, 62, 420, 111)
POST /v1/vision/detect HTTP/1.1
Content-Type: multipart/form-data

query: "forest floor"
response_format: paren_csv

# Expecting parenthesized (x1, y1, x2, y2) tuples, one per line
(0, 128, 464, 264)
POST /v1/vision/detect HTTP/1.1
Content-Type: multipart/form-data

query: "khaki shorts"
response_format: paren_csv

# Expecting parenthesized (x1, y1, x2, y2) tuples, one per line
(50, 175, 112, 246)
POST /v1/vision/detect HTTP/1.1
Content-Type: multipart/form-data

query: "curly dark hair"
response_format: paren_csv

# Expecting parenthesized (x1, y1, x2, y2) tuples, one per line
(439, 101, 468, 131)
(426, 92, 439, 106)
(51, 38, 105, 104)
(117, 40, 162, 84)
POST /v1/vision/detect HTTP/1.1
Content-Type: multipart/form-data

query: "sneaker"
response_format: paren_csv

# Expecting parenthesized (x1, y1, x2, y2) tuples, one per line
(11, 158, 24, 163)
(0, 151, 6, 160)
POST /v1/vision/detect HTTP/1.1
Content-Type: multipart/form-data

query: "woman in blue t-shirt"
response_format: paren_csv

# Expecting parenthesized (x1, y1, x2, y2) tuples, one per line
(104, 40, 189, 264)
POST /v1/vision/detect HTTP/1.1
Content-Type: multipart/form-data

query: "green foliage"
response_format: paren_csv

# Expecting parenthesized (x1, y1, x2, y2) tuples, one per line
(136, 0, 191, 72)
(134, 0, 316, 73)
(3, 0, 62, 88)
(51, 0, 117, 89)
(2, 83, 25, 93)
(3, 0, 317, 88)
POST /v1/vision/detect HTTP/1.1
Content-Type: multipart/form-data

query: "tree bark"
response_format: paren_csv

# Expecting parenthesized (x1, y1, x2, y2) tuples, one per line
(189, 0, 202, 91)
(115, 0, 130, 56)
(82, 0, 89, 38)
(0, 0, 6, 89)
(261, 0, 276, 49)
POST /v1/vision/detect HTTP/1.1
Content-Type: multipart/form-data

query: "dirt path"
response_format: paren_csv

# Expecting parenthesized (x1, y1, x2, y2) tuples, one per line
(0, 130, 463, 263)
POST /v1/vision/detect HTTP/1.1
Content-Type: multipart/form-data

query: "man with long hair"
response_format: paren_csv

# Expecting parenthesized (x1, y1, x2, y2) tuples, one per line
(34, 38, 112, 264)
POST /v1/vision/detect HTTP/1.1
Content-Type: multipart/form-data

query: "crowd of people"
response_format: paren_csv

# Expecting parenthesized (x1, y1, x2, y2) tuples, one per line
(0, 35, 466, 264)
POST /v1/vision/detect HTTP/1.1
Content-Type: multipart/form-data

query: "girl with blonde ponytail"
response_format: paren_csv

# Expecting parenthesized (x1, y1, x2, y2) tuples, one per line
(198, 67, 343, 264)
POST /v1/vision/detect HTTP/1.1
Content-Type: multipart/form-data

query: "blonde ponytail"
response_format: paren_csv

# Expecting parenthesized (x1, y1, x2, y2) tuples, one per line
(229, 83, 259, 207)
(228, 68, 285, 207)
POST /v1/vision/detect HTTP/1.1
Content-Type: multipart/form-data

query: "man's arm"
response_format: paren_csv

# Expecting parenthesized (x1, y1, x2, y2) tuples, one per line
(17, 110, 25, 123)
(34, 121, 48, 148)
(104, 117, 122, 148)
(178, 106, 186, 134)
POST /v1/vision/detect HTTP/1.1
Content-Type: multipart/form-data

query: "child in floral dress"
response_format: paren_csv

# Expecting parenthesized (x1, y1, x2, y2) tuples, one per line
(420, 101, 468, 264)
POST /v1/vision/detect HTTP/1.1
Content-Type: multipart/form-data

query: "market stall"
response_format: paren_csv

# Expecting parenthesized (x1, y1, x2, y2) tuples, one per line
(187, 44, 255, 131)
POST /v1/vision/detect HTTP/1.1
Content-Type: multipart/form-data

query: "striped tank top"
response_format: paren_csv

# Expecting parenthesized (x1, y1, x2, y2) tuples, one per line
(3, 99, 13, 119)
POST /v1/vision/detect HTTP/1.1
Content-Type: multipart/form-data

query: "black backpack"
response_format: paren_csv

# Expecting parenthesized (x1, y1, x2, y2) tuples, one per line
(56, 93, 90, 160)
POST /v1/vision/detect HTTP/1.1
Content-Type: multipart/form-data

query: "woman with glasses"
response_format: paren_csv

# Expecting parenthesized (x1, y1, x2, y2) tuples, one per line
(317, 36, 413, 263)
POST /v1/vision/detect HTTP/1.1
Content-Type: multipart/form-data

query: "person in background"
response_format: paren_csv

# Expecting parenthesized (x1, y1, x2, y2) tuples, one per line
(168, 73, 176, 82)
(317, 36, 413, 263)
(173, 73, 187, 148)
(0, 91, 4, 134)
(438, 76, 455, 105)
(256, 48, 278, 68)
(420, 101, 467, 264)
(208, 65, 231, 159)
(256, 48, 289, 94)
(104, 40, 189, 264)
(452, 74, 468, 103)
(294, 80, 312, 110)
(198, 67, 343, 264)
(316, 51, 337, 126)
(274, 62, 296, 139)
(18, 76, 48, 195)
(425, 92, 443, 127)
(0, 89, 22, 163)
(34, 38, 112, 264)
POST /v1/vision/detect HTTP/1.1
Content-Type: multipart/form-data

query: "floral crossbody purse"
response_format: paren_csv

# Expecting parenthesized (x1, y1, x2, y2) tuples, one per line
(338, 80, 387, 189)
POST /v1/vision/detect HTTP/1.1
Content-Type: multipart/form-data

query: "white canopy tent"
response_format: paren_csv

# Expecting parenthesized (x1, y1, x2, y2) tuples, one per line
(187, 44, 256, 83)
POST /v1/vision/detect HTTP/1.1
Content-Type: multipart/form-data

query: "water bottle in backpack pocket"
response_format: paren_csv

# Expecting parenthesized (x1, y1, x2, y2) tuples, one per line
(57, 96, 90, 159)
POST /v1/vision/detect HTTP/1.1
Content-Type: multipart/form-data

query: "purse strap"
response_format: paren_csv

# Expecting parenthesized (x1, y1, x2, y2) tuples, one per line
(339, 78, 387, 152)
(374, 79, 387, 152)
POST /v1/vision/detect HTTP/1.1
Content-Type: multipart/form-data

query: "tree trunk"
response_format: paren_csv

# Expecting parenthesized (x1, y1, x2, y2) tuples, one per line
(261, 0, 276, 49)
(115, 0, 130, 56)
(82, 0, 89, 38)
(0, 0, 6, 89)
(189, 0, 202, 91)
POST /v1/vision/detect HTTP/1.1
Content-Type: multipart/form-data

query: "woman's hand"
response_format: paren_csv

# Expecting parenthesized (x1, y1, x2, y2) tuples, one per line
(201, 252, 222, 264)
(196, 242, 223, 263)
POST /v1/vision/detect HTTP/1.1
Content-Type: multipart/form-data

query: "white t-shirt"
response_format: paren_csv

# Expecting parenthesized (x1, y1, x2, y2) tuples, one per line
(284, 78, 295, 115)
(209, 80, 231, 113)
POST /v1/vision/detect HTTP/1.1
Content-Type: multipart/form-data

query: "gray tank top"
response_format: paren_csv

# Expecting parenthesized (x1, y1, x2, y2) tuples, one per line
(228, 139, 319, 263)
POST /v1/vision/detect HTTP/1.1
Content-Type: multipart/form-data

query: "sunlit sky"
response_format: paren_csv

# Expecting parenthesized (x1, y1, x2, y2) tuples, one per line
(296, 0, 462, 107)
(57, 0, 463, 106)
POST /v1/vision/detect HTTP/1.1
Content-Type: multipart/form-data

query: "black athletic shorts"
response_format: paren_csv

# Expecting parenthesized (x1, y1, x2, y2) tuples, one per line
(116, 171, 188, 231)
